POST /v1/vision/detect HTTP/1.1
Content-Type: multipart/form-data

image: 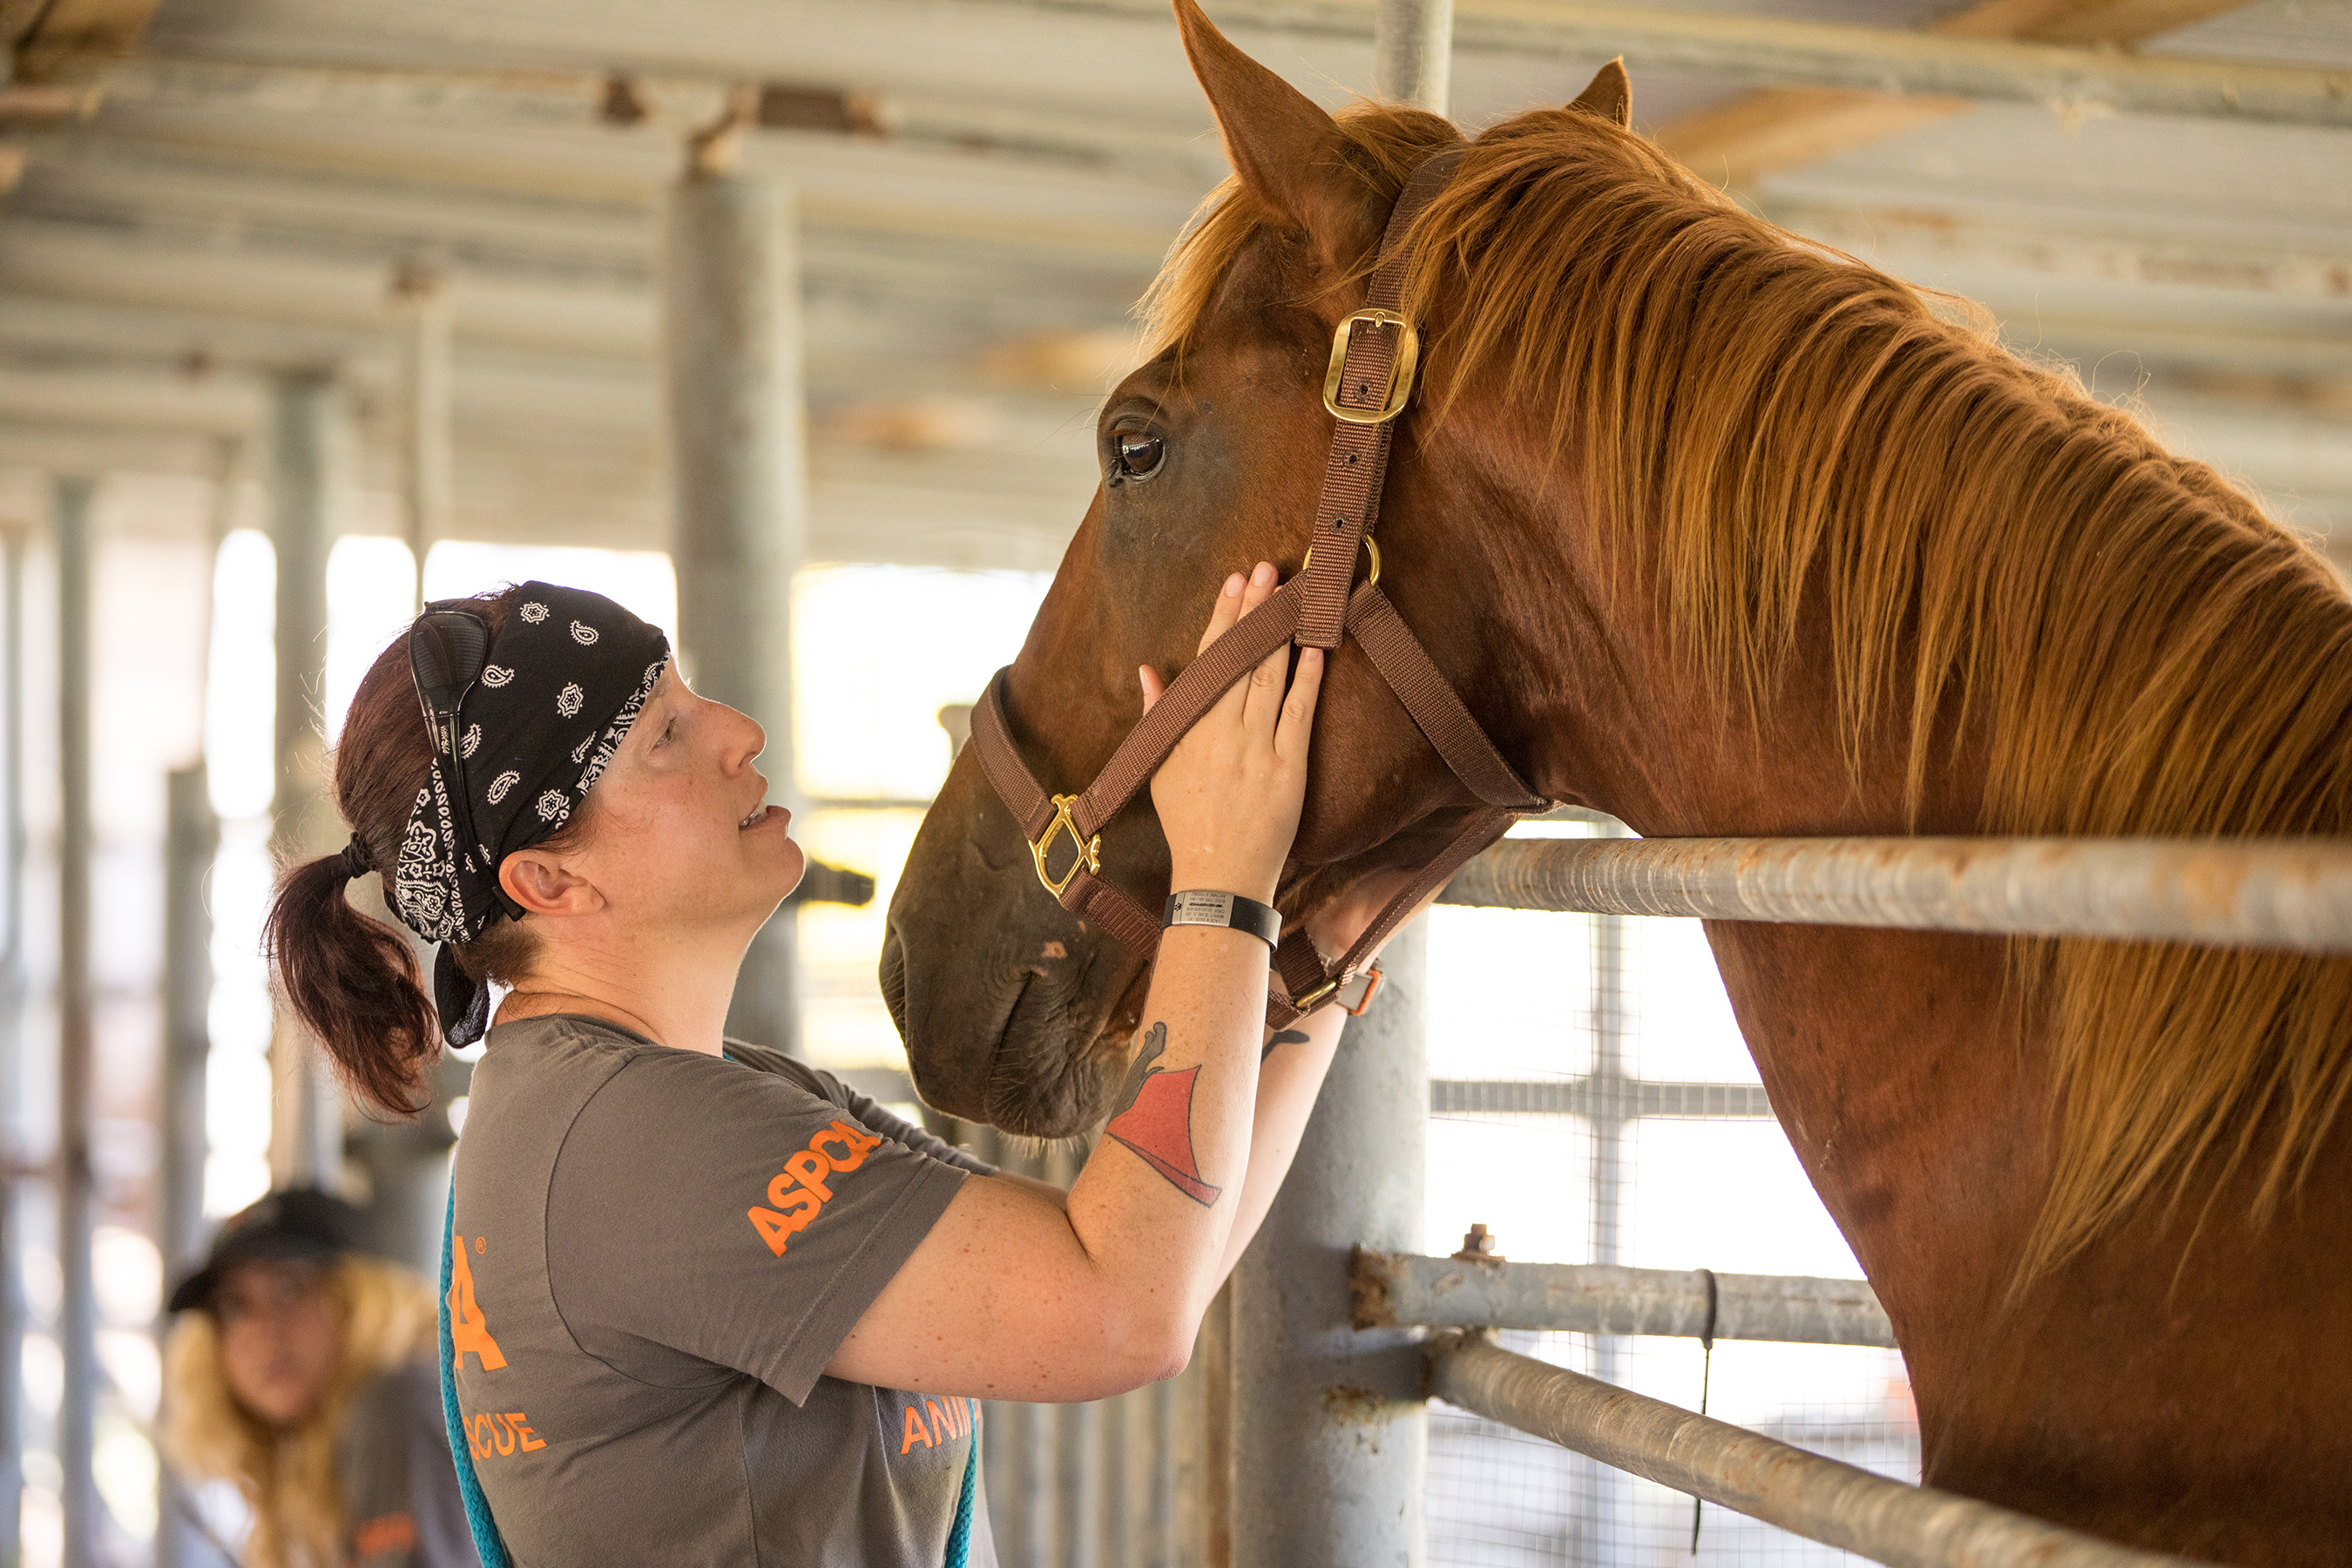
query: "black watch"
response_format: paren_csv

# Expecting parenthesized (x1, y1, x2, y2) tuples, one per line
(1163, 889, 1282, 950)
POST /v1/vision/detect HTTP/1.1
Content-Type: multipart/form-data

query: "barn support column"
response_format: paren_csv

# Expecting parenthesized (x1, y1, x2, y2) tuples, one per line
(1, 522, 29, 1568)
(156, 764, 217, 1568)
(348, 272, 468, 1273)
(663, 112, 808, 1054)
(394, 260, 454, 609)
(269, 370, 344, 1188)
(1231, 928, 1429, 1568)
(56, 474, 99, 1568)
(1229, 7, 1449, 1564)
(1373, 0, 1454, 114)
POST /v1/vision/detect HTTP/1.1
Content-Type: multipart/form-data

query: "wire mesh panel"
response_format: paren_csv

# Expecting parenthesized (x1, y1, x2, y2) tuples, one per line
(1423, 821, 1919, 1566)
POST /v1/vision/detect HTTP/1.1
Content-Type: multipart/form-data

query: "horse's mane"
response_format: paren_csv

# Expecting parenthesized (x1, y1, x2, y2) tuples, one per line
(1146, 103, 2352, 1280)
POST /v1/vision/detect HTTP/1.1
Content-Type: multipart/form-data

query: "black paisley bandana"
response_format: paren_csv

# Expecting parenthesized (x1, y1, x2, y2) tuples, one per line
(386, 582, 670, 1044)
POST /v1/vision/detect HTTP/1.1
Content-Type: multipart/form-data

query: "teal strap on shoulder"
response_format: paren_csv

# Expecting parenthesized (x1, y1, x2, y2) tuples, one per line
(440, 1180, 514, 1568)
(944, 1411, 980, 1568)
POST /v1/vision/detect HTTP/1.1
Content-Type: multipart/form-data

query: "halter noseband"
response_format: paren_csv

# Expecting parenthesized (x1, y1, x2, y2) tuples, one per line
(967, 143, 1551, 1027)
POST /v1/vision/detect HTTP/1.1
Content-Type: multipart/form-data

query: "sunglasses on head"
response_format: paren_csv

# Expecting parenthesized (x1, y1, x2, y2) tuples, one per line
(407, 601, 517, 916)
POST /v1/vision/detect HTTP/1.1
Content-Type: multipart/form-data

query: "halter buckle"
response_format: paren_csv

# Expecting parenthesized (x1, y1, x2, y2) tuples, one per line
(1322, 309, 1420, 425)
(1292, 963, 1385, 1017)
(1031, 794, 1102, 900)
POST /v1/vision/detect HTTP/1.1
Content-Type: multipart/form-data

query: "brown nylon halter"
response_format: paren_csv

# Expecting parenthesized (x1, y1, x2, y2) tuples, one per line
(969, 145, 1550, 1027)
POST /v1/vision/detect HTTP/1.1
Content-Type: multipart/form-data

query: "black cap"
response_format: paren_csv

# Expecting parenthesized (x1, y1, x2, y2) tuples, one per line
(166, 1188, 364, 1315)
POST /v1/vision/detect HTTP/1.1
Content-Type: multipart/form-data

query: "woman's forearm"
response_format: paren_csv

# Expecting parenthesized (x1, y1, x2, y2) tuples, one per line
(1213, 1005, 1345, 1283)
(1060, 923, 1271, 1351)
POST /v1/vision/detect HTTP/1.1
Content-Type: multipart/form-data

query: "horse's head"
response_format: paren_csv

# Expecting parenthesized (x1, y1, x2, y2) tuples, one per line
(880, 2, 1634, 1137)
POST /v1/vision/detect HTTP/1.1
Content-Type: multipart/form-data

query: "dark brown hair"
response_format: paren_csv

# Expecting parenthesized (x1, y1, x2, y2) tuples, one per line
(265, 587, 591, 1117)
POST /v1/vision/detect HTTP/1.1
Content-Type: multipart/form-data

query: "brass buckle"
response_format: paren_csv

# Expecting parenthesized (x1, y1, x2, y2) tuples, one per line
(1293, 963, 1384, 1017)
(1031, 794, 1101, 900)
(1321, 309, 1420, 425)
(1301, 536, 1381, 591)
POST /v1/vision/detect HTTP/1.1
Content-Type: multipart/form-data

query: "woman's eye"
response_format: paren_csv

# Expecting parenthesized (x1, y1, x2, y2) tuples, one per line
(1113, 431, 1165, 481)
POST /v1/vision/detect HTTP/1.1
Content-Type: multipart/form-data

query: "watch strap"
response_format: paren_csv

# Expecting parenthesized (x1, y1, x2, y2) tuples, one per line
(1163, 889, 1282, 950)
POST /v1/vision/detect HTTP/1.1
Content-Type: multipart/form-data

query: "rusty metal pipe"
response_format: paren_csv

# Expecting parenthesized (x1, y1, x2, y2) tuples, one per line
(1442, 836, 2352, 953)
(1352, 1250, 1896, 1348)
(1429, 1335, 2210, 1567)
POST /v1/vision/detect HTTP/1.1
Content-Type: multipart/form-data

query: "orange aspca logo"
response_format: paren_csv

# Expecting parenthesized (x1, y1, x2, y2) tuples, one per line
(899, 1396, 979, 1456)
(463, 1409, 547, 1460)
(747, 1118, 883, 1256)
(447, 1232, 505, 1371)
(353, 1512, 418, 1558)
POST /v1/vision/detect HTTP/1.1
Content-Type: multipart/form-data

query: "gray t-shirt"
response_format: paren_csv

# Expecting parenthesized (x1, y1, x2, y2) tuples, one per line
(449, 1014, 998, 1568)
(339, 1358, 481, 1568)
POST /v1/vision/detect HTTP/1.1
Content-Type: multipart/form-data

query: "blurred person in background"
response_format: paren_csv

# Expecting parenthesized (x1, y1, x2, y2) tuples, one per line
(162, 1187, 481, 1568)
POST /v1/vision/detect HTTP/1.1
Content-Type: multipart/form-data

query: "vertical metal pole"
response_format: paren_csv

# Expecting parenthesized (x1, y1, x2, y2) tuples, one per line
(1043, 1139, 1098, 1568)
(353, 274, 464, 1273)
(156, 765, 216, 1568)
(270, 371, 343, 1187)
(393, 261, 453, 611)
(1576, 818, 1632, 1560)
(353, 287, 463, 1265)
(1196, 1283, 1231, 1568)
(55, 475, 98, 1568)
(0, 523, 28, 1566)
(1231, 17, 1446, 1561)
(1144, 1375, 1176, 1568)
(159, 766, 215, 1278)
(1231, 923, 1429, 1568)
(1171, 1304, 1211, 1568)
(1373, 0, 1454, 114)
(1100, 1388, 1131, 1568)
(664, 128, 808, 1056)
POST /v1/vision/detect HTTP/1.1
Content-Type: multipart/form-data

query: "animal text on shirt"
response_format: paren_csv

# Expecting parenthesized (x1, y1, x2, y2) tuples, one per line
(900, 1396, 980, 1456)
(747, 1117, 885, 1256)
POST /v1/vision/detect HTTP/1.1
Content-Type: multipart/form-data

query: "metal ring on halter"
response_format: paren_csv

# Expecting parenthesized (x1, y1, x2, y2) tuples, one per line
(1030, 793, 1101, 899)
(1300, 536, 1381, 591)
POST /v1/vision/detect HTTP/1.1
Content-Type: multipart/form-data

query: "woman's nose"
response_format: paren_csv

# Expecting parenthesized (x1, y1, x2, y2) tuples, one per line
(727, 704, 767, 769)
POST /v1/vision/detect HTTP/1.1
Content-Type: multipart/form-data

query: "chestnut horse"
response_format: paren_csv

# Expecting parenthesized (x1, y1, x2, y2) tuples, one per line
(881, 4, 2352, 1558)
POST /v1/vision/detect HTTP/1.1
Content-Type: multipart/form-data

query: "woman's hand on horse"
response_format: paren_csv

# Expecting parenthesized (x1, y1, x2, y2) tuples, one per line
(1139, 561, 1323, 905)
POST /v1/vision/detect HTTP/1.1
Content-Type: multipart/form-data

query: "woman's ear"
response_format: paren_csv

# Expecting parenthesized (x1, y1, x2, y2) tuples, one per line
(500, 850, 600, 918)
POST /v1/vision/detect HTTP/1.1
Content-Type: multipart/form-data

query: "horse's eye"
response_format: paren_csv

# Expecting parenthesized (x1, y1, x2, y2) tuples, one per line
(1114, 431, 1165, 481)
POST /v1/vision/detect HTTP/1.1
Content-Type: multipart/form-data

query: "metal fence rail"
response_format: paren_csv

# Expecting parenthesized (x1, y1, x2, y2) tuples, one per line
(1441, 835, 2352, 953)
(1427, 1334, 2208, 1568)
(1352, 1250, 1896, 1348)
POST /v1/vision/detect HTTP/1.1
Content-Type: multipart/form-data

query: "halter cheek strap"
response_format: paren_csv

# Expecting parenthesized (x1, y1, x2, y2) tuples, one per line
(967, 141, 1551, 1027)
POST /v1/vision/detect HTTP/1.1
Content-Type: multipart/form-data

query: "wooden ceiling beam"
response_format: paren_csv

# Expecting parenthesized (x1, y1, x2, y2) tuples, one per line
(1658, 0, 2262, 189)
(10, 0, 162, 81)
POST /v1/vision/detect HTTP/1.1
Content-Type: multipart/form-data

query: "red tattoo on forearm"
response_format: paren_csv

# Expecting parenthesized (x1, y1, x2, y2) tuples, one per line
(1104, 1023, 1222, 1206)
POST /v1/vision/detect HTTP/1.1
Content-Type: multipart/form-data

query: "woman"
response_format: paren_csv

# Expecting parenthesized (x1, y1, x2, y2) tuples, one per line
(267, 565, 1386, 1566)
(162, 1187, 481, 1568)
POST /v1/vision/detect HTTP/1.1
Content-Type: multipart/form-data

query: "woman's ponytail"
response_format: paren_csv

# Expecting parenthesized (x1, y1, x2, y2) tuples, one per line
(264, 587, 534, 1120)
(266, 849, 438, 1118)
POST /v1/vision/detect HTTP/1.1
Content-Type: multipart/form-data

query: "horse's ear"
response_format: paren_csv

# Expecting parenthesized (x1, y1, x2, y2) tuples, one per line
(1173, 0, 1377, 272)
(1568, 58, 1632, 128)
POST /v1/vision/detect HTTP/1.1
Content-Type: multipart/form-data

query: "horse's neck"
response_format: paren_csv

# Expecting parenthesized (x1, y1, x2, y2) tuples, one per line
(1494, 517, 1946, 838)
